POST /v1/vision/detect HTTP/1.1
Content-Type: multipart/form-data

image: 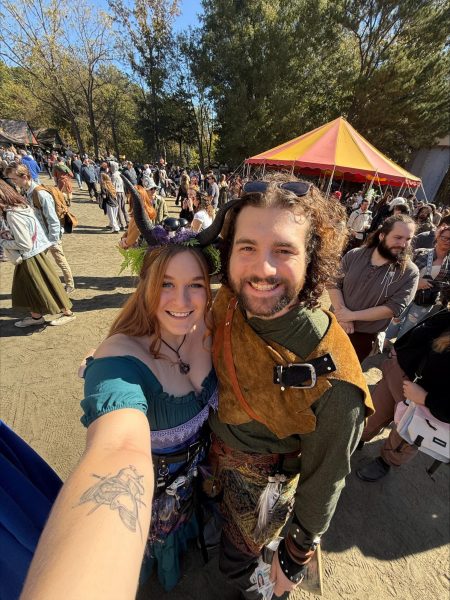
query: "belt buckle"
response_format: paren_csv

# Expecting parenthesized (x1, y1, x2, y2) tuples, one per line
(275, 363, 317, 390)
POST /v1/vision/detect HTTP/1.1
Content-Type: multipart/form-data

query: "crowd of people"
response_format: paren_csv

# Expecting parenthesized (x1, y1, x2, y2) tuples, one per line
(0, 144, 448, 600)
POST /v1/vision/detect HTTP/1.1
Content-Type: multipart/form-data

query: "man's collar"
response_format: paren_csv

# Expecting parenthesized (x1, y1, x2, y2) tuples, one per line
(26, 180, 37, 197)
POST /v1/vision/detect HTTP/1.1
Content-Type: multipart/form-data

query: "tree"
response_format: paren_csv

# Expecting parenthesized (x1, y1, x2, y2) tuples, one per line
(108, 0, 180, 157)
(194, 0, 355, 165)
(194, 0, 449, 167)
(1, 0, 87, 152)
(335, 0, 450, 163)
(0, 0, 121, 156)
(63, 5, 115, 157)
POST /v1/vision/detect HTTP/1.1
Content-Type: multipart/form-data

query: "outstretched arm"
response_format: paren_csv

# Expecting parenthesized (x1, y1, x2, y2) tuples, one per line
(20, 409, 153, 600)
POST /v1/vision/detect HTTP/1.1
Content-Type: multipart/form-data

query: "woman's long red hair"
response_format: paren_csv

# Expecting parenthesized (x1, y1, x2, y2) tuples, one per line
(126, 185, 156, 221)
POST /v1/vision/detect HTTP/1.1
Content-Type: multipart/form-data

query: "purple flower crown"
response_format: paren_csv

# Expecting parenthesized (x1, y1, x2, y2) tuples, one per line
(151, 225, 198, 247)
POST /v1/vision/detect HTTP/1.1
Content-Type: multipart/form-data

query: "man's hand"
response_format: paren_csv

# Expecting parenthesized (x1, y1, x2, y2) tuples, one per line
(403, 380, 427, 405)
(270, 549, 302, 597)
(339, 320, 354, 334)
(417, 278, 433, 290)
(334, 306, 354, 323)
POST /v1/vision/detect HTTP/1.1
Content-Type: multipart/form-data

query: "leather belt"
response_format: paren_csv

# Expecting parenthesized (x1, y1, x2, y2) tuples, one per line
(273, 353, 336, 390)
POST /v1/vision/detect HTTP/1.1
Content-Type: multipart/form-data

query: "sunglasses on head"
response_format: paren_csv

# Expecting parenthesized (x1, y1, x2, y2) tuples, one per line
(242, 180, 312, 197)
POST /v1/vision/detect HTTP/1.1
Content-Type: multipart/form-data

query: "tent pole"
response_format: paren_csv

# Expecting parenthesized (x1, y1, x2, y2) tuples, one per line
(325, 166, 336, 198)
(420, 182, 428, 202)
(367, 171, 378, 195)
(290, 161, 295, 176)
(397, 183, 403, 198)
(262, 164, 266, 178)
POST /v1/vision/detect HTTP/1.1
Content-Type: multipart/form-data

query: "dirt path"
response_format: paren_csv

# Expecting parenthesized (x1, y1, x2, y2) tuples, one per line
(1, 176, 448, 600)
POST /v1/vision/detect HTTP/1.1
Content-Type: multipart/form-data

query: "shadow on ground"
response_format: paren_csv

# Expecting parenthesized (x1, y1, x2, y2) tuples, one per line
(73, 275, 137, 291)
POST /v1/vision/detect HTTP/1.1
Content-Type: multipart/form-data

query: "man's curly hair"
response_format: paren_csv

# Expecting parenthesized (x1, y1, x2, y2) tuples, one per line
(219, 175, 348, 310)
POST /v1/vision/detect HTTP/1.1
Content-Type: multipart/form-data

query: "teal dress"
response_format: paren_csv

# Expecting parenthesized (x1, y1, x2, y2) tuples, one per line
(81, 355, 218, 591)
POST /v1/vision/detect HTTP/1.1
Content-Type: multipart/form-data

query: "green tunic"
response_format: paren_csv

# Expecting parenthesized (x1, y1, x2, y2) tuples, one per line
(209, 306, 365, 537)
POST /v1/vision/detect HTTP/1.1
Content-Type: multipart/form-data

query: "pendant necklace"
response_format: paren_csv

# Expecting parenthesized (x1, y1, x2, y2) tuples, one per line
(160, 335, 190, 375)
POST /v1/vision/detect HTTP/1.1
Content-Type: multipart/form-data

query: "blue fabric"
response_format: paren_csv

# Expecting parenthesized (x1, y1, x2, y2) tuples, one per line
(21, 156, 40, 181)
(80, 355, 217, 591)
(0, 421, 62, 600)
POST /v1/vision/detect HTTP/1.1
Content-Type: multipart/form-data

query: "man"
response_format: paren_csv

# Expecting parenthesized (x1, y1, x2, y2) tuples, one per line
(412, 215, 450, 250)
(109, 161, 129, 230)
(6, 164, 75, 294)
(71, 154, 83, 189)
(207, 173, 219, 211)
(207, 179, 373, 599)
(147, 183, 168, 225)
(331, 190, 342, 201)
(19, 150, 40, 183)
(328, 215, 419, 362)
(346, 198, 372, 249)
(80, 159, 98, 201)
(122, 161, 138, 185)
(414, 205, 434, 234)
(157, 161, 168, 197)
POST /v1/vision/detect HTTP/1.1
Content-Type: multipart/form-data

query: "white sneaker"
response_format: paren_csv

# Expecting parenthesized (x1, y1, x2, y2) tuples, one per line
(49, 314, 76, 326)
(15, 316, 45, 328)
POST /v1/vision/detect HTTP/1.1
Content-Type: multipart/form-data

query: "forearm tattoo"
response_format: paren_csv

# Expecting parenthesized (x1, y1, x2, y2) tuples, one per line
(77, 466, 146, 536)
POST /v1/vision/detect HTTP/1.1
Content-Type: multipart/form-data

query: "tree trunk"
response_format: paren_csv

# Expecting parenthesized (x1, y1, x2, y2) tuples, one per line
(111, 119, 120, 159)
(70, 117, 85, 156)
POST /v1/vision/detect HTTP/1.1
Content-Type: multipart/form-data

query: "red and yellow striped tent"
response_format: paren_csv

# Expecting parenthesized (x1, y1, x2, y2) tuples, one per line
(245, 117, 421, 188)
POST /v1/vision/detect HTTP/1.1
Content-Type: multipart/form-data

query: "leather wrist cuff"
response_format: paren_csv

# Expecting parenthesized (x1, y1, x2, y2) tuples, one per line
(287, 516, 321, 554)
(277, 538, 308, 584)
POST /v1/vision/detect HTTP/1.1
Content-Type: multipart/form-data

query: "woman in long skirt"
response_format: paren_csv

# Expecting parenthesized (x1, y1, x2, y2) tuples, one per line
(0, 179, 75, 328)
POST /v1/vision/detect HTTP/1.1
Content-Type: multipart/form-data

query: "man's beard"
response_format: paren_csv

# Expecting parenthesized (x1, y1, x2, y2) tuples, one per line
(377, 238, 407, 263)
(229, 275, 301, 318)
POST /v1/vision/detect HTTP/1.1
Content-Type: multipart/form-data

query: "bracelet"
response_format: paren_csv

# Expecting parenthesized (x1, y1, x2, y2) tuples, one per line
(277, 538, 308, 584)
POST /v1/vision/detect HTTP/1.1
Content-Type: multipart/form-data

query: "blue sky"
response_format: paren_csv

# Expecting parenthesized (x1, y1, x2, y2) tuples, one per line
(91, 0, 204, 31)
(175, 0, 204, 32)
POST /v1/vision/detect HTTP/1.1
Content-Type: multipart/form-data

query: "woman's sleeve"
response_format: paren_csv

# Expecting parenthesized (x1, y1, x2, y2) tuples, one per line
(81, 357, 149, 428)
(4, 213, 33, 254)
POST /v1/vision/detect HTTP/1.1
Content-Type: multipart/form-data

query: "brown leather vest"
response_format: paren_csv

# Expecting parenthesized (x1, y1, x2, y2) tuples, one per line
(212, 286, 374, 439)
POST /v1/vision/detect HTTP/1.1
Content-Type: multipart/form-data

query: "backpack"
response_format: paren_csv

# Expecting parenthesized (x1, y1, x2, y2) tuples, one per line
(32, 185, 78, 232)
(32, 185, 68, 223)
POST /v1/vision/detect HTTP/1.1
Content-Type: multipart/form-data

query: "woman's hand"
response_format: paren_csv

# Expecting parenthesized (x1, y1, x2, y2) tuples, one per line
(339, 320, 354, 334)
(417, 278, 433, 290)
(403, 379, 427, 405)
(334, 306, 354, 323)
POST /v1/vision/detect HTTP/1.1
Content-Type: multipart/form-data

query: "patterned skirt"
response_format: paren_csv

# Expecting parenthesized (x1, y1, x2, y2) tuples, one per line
(208, 435, 299, 556)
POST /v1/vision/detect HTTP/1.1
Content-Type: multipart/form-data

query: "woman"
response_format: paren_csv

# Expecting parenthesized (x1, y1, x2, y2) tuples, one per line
(175, 170, 190, 206)
(191, 191, 214, 233)
(81, 216, 218, 591)
(119, 185, 156, 249)
(100, 172, 120, 232)
(218, 174, 229, 208)
(385, 225, 450, 340)
(357, 309, 450, 481)
(52, 157, 74, 205)
(0, 179, 75, 327)
(179, 186, 196, 224)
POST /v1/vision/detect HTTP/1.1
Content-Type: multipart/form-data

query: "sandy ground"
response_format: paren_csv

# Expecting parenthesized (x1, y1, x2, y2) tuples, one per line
(1, 176, 448, 600)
